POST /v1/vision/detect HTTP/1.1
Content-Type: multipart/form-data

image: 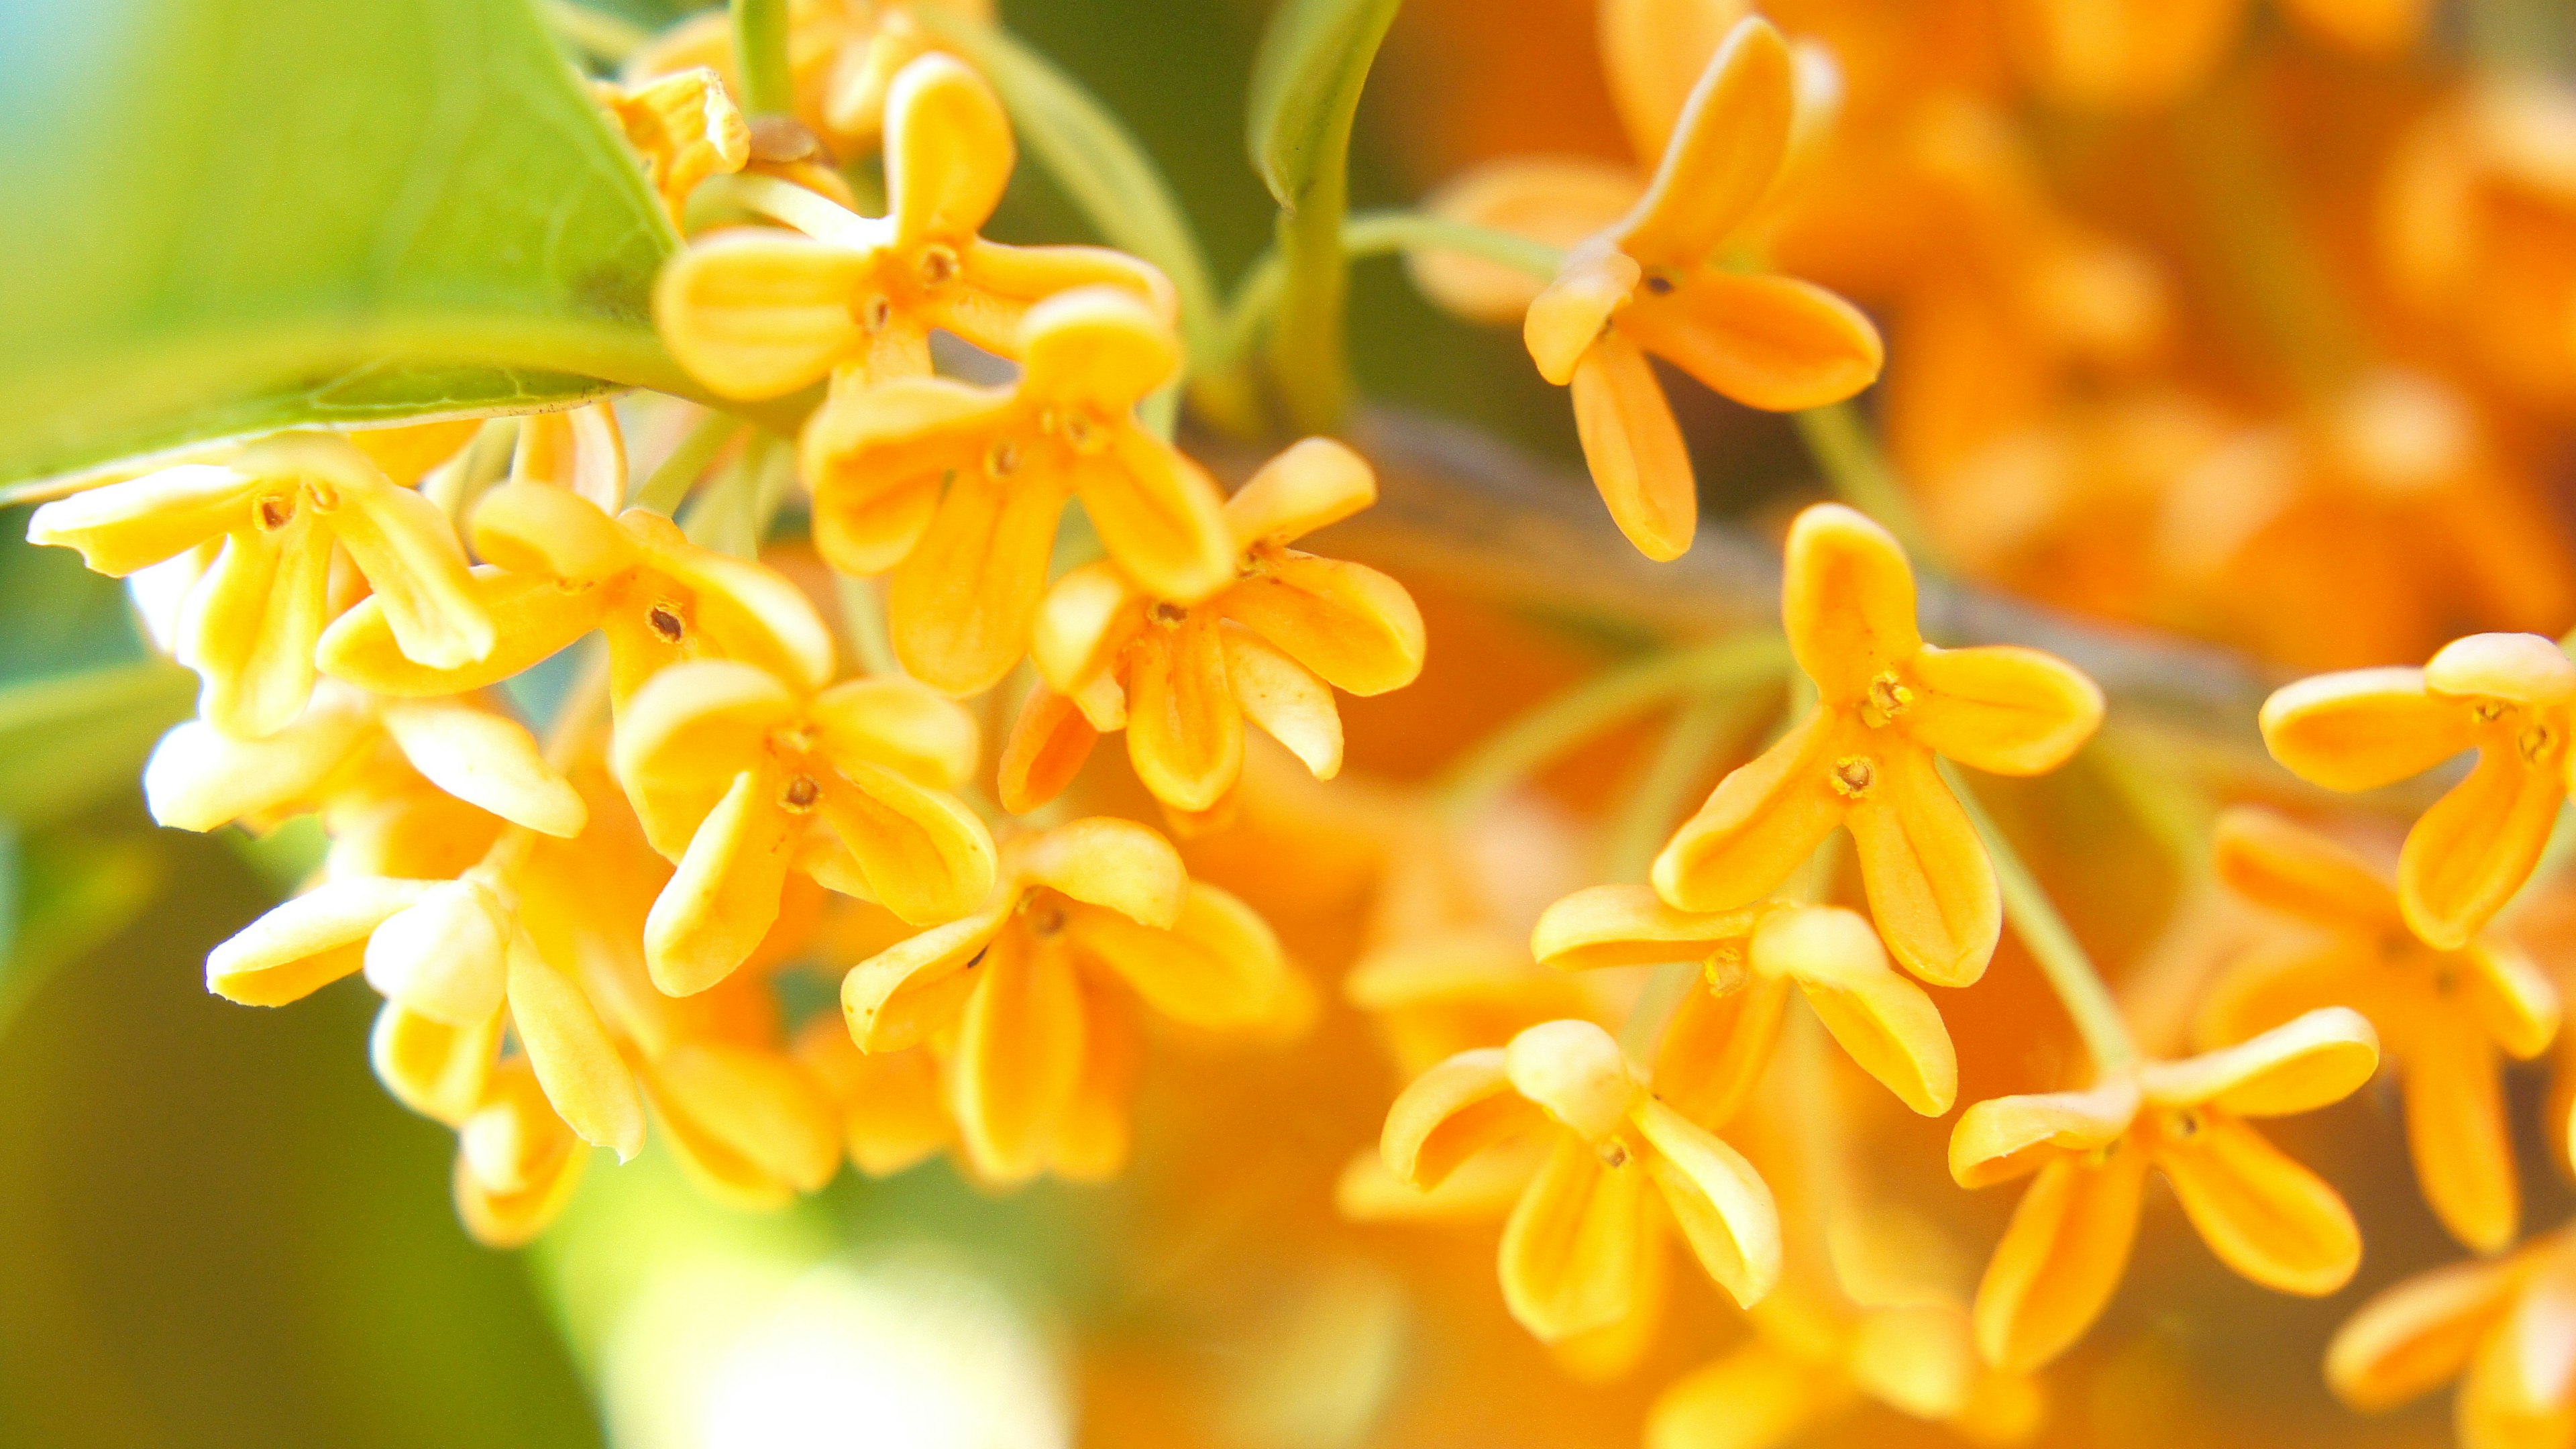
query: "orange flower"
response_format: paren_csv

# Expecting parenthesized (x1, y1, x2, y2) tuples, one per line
(1953, 1007, 2380, 1370)
(1381, 1018, 1782, 1342)
(1515, 18, 1882, 560)
(657, 54, 1169, 395)
(798, 286, 1234, 694)
(2327, 1224, 2576, 1448)
(1532, 885, 1955, 1124)
(625, 0, 991, 154)
(596, 66, 750, 224)
(1655, 504, 2103, 985)
(611, 658, 996, 994)
(2261, 631, 2575, 950)
(2199, 807, 2559, 1252)
(999, 437, 1426, 826)
(842, 818, 1303, 1187)
(2004, 0, 2428, 111)
(27, 430, 492, 737)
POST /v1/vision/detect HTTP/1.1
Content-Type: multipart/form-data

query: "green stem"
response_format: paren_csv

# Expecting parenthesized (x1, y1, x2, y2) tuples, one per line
(703, 173, 875, 245)
(1793, 402, 1941, 570)
(1269, 168, 1354, 434)
(633, 411, 742, 516)
(1941, 761, 2139, 1074)
(1436, 635, 1791, 825)
(730, 0, 796, 118)
(544, 1, 652, 64)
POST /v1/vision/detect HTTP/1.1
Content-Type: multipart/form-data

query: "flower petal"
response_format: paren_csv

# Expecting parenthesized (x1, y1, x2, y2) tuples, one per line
(1048, 973, 1141, 1181)
(317, 566, 600, 698)
(2462, 1252, 2576, 1444)
(1015, 816, 1186, 927)
(468, 480, 636, 582)
(208, 878, 433, 1006)
(642, 769, 796, 996)
(1652, 712, 1846, 912)
(2259, 667, 2473, 792)
(2156, 1114, 2361, 1295)
(315, 460, 494, 672)
(1560, 332, 1693, 561)
(141, 691, 370, 830)
(1215, 553, 1425, 696)
(885, 53, 1012, 240)
(647, 1040, 839, 1196)
(1972, 1152, 2147, 1372)
(2425, 632, 2576, 706)
(1618, 272, 1883, 413)
(1382, 1046, 1547, 1190)
(1224, 437, 1377, 552)
(655, 230, 869, 398)
(949, 934, 1085, 1187)
(816, 760, 998, 925)
(1643, 1340, 1839, 1449)
(1505, 1018, 1642, 1141)
(1782, 502, 1921, 704)
(2139, 1006, 2380, 1116)
(623, 511, 838, 693)
(841, 906, 1014, 1051)
(1409, 157, 1639, 323)
(363, 880, 512, 1027)
(1498, 1134, 1649, 1340)
(506, 402, 627, 513)
(379, 700, 586, 839)
(1845, 740, 1998, 987)
(1949, 1079, 2142, 1189)
(800, 376, 993, 576)
(1030, 559, 1143, 692)
(2192, 939, 2371, 1051)
(1530, 882, 1762, 973)
(1221, 625, 1344, 780)
(2462, 937, 2562, 1061)
(945, 240, 1177, 358)
(1634, 1095, 1783, 1307)
(369, 1002, 498, 1127)
(2400, 741, 2565, 951)
(796, 1024, 951, 1177)
(810, 675, 982, 790)
(1613, 16, 1792, 266)
(1902, 643, 2104, 777)
(1527, 248, 1641, 385)
(887, 464, 1067, 696)
(2406, 1010, 2518, 1254)
(2328, 1252, 2534, 1412)
(1073, 432, 1233, 606)
(184, 529, 332, 739)
(612, 660, 800, 857)
(506, 930, 645, 1161)
(2210, 806, 2402, 930)
(453, 1064, 586, 1246)
(1124, 613, 1242, 812)
(996, 685, 1099, 814)
(1069, 881, 1291, 1031)
(1757, 905, 1958, 1116)
(1651, 973, 1789, 1132)
(1336, 1140, 1544, 1223)
(25, 464, 252, 576)
(1018, 285, 1179, 412)
(1598, 0, 1748, 162)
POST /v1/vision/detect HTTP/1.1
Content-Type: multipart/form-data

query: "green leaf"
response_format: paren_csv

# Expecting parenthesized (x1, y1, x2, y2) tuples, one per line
(0, 661, 199, 829)
(0, 829, 166, 1043)
(1245, 0, 1402, 213)
(910, 7, 1224, 368)
(0, 0, 693, 488)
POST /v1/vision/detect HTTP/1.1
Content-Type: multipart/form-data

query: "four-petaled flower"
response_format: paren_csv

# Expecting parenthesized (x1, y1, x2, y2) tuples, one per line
(2198, 806, 2559, 1253)
(1519, 17, 1882, 560)
(1533, 885, 1957, 1125)
(798, 284, 1234, 694)
(29, 431, 494, 737)
(612, 658, 998, 994)
(2326, 1223, 2576, 1449)
(2262, 631, 2576, 951)
(842, 817, 1303, 1186)
(1952, 1006, 2381, 1371)
(657, 54, 1170, 395)
(1656, 503, 2103, 986)
(1000, 437, 1426, 827)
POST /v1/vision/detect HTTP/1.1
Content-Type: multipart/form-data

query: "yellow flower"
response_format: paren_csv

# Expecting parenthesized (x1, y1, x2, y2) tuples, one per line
(142, 680, 586, 843)
(1000, 437, 1426, 824)
(1518, 18, 1882, 560)
(1951, 1006, 2380, 1371)
(596, 66, 751, 224)
(799, 285, 1234, 695)
(2326, 1223, 2576, 1448)
(2260, 630, 2575, 950)
(1381, 1018, 1782, 1342)
(1654, 503, 2103, 985)
(319, 407, 833, 712)
(657, 54, 1170, 395)
(2198, 807, 2559, 1253)
(452, 1058, 591, 1248)
(610, 657, 997, 994)
(842, 817, 1301, 1187)
(1532, 885, 1956, 1124)
(625, 0, 991, 154)
(28, 430, 494, 737)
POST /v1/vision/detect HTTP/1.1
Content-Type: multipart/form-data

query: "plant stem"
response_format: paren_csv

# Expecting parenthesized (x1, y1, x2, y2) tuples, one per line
(1941, 760, 2139, 1074)
(1268, 170, 1354, 434)
(545, 2, 652, 64)
(633, 411, 742, 516)
(1793, 402, 1941, 569)
(729, 0, 796, 118)
(1602, 692, 1751, 884)
(835, 574, 898, 678)
(704, 173, 876, 246)
(1436, 635, 1791, 825)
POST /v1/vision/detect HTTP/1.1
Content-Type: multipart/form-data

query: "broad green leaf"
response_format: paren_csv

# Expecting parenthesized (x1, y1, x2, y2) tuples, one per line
(0, 0, 693, 490)
(911, 7, 1224, 368)
(0, 829, 165, 1042)
(0, 661, 198, 828)
(1246, 0, 1403, 213)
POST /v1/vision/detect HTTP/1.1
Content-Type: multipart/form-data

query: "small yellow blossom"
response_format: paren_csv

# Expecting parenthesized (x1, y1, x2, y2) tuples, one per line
(1952, 1006, 2380, 1370)
(2199, 807, 2559, 1253)
(1656, 504, 2104, 985)
(2326, 1222, 2576, 1448)
(611, 657, 996, 994)
(842, 817, 1301, 1187)
(1519, 18, 1882, 560)
(2261, 631, 2575, 950)
(1382, 1018, 1782, 1341)
(626, 0, 991, 154)
(799, 285, 1234, 694)
(1000, 437, 1426, 824)
(1533, 885, 1957, 1123)
(452, 1059, 591, 1248)
(657, 54, 1171, 395)
(28, 431, 494, 737)
(597, 66, 751, 224)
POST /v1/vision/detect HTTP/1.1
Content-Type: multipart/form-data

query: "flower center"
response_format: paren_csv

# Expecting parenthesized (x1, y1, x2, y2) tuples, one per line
(1021, 894, 1068, 937)
(860, 294, 893, 333)
(916, 244, 959, 288)
(254, 492, 297, 531)
(1830, 755, 1877, 798)
(2164, 1107, 2203, 1141)
(2520, 720, 2561, 767)
(984, 438, 1020, 478)
(2473, 700, 2510, 724)
(1597, 1139, 1631, 1169)
(1150, 600, 1189, 627)
(1860, 671, 1914, 729)
(646, 602, 686, 644)
(779, 774, 822, 813)
(1641, 269, 1679, 297)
